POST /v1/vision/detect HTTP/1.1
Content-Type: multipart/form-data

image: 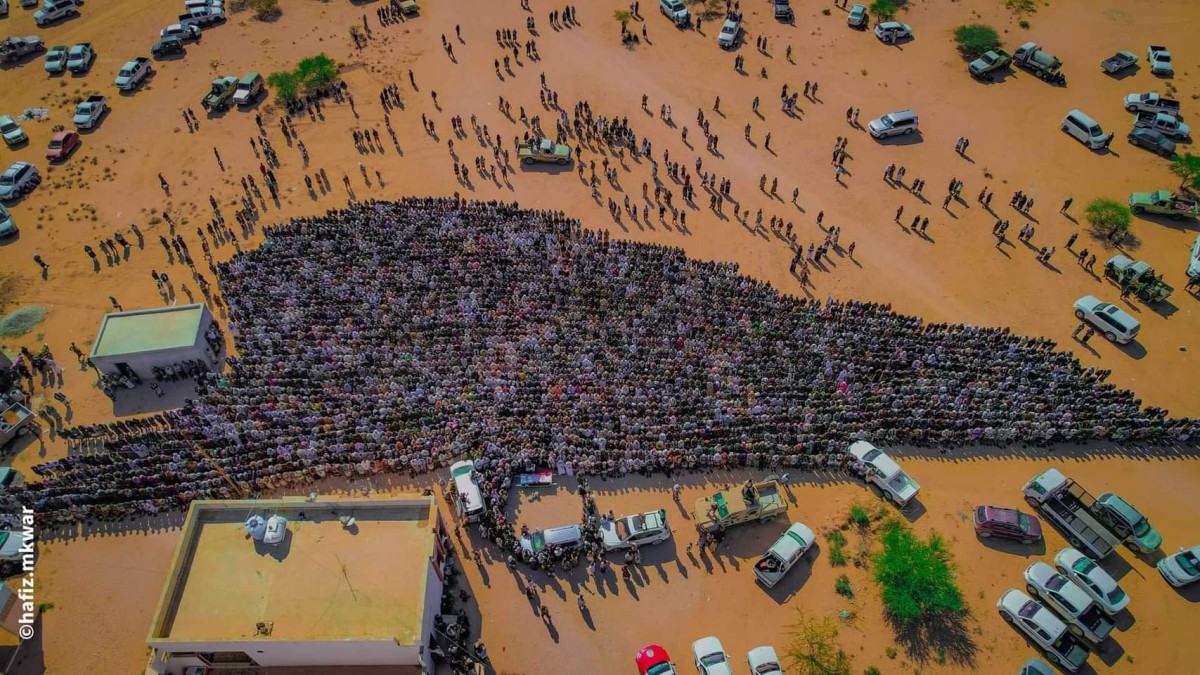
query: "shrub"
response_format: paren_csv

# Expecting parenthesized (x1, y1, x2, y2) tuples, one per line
(869, 0, 898, 22)
(266, 71, 300, 102)
(0, 306, 48, 338)
(953, 24, 1001, 59)
(1084, 198, 1132, 237)
(835, 574, 855, 598)
(1019, 19, 1030, 29)
(1006, 0, 1037, 12)
(1170, 152, 1200, 190)
(885, 646, 898, 659)
(822, 8, 832, 15)
(865, 668, 882, 675)
(249, 0, 280, 20)
(297, 54, 337, 90)
(849, 505, 870, 528)
(826, 530, 848, 566)
(784, 611, 854, 675)
(872, 519, 964, 625)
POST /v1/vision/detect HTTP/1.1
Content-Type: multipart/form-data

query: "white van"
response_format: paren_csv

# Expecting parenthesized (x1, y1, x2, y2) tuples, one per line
(450, 460, 486, 523)
(753, 522, 816, 588)
(1062, 109, 1106, 149)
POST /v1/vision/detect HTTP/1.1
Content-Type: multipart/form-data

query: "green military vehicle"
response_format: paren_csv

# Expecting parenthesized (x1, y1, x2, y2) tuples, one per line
(693, 479, 787, 533)
(1104, 255, 1173, 303)
(518, 138, 572, 166)
(1128, 190, 1200, 219)
(201, 75, 238, 111)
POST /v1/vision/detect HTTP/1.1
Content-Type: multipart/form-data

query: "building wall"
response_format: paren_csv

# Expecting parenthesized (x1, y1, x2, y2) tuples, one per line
(92, 343, 213, 379)
(152, 638, 421, 674)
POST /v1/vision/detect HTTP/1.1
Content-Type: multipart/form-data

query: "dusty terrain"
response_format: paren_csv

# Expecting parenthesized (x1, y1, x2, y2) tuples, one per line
(0, 0, 1199, 672)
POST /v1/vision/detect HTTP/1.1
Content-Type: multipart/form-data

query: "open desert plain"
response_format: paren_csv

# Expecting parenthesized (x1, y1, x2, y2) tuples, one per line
(1, 0, 1200, 673)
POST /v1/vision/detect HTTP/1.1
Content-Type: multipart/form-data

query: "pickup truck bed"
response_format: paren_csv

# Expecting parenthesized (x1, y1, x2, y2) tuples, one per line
(1037, 490, 1116, 558)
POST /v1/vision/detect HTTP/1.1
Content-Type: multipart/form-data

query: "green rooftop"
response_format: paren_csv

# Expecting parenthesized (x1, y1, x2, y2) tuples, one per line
(91, 304, 207, 358)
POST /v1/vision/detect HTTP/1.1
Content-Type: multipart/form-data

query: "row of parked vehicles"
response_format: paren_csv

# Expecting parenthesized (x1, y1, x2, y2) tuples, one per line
(636, 640, 782, 675)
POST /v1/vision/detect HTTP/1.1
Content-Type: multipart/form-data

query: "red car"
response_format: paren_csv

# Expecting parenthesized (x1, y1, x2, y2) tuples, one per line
(636, 644, 677, 675)
(974, 505, 1043, 544)
(46, 130, 80, 162)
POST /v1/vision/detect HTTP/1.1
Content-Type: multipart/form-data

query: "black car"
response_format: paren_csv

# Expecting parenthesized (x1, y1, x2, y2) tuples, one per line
(1127, 127, 1176, 157)
(151, 37, 184, 58)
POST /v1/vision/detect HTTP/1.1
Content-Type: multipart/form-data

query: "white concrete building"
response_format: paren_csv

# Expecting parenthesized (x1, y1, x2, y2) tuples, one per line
(145, 496, 450, 675)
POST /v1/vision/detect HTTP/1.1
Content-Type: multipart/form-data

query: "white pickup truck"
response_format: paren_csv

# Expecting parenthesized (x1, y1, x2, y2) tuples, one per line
(114, 57, 152, 91)
(72, 95, 107, 129)
(848, 441, 920, 506)
(1132, 111, 1190, 140)
(1124, 92, 1180, 115)
(752, 522, 815, 588)
(33, 0, 79, 26)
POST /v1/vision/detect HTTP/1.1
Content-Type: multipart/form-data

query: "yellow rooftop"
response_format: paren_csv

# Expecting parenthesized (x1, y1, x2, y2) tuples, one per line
(149, 497, 436, 644)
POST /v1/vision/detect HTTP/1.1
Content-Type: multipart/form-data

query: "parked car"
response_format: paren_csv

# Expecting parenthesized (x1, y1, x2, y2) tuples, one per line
(1072, 295, 1139, 343)
(0, 0, 7, 17)
(1061, 109, 1106, 149)
(1132, 111, 1190, 140)
(1157, 545, 1200, 587)
(114, 57, 153, 91)
(599, 509, 671, 550)
(974, 506, 1042, 544)
(1101, 51, 1137, 74)
(518, 524, 582, 555)
(151, 37, 185, 58)
(1127, 127, 1175, 157)
(33, 0, 79, 27)
(178, 5, 225, 28)
(753, 522, 816, 588)
(997, 589, 1090, 672)
(1123, 92, 1180, 115)
(1189, 234, 1200, 280)
(659, 0, 688, 26)
(716, 13, 741, 49)
(1093, 493, 1161, 553)
(635, 644, 677, 675)
(232, 72, 264, 106)
(692, 637, 733, 675)
(1147, 45, 1172, 76)
(868, 110, 918, 139)
(0, 115, 27, 146)
(0, 161, 41, 201)
(184, 0, 223, 8)
(1023, 562, 1115, 644)
(72, 95, 107, 129)
(874, 21, 912, 44)
(848, 440, 919, 504)
(0, 204, 15, 238)
(1053, 548, 1129, 616)
(45, 129, 79, 161)
(160, 23, 201, 41)
(847, 4, 867, 29)
(1019, 658, 1057, 675)
(969, 49, 1011, 79)
(65, 42, 94, 73)
(746, 646, 783, 674)
(44, 44, 68, 74)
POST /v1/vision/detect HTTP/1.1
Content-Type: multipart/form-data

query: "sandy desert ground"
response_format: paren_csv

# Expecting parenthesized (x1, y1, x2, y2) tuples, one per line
(0, 0, 1199, 672)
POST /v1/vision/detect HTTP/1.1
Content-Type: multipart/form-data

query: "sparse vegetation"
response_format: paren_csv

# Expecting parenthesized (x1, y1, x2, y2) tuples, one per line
(1019, 19, 1030, 29)
(885, 646, 898, 659)
(953, 24, 1001, 59)
(872, 519, 964, 624)
(826, 530, 848, 566)
(0, 272, 19, 309)
(869, 0, 898, 23)
(849, 505, 870, 528)
(835, 574, 855, 598)
(0, 306, 48, 338)
(249, 0, 280, 21)
(268, 54, 337, 103)
(822, 8, 832, 15)
(783, 611, 854, 675)
(1084, 198, 1132, 237)
(865, 668, 882, 675)
(1005, 0, 1037, 12)
(1170, 152, 1200, 191)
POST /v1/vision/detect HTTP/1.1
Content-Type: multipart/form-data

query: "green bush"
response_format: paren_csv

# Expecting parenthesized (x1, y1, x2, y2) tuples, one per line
(0, 306, 47, 338)
(865, 668, 882, 675)
(849, 505, 870, 528)
(297, 54, 337, 90)
(1085, 198, 1132, 236)
(869, 0, 898, 22)
(1170, 152, 1200, 190)
(835, 574, 854, 598)
(784, 611, 854, 675)
(953, 24, 1001, 59)
(872, 519, 964, 625)
(249, 0, 280, 20)
(826, 530, 848, 567)
(266, 71, 300, 102)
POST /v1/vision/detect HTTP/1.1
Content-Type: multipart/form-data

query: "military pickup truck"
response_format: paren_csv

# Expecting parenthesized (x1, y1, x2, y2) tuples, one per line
(201, 75, 238, 111)
(1101, 51, 1137, 74)
(1013, 42, 1065, 84)
(1, 36, 46, 63)
(1132, 111, 1190, 140)
(969, 49, 1011, 79)
(72, 94, 107, 129)
(1147, 45, 1172, 77)
(1104, 255, 1173, 303)
(1124, 92, 1180, 115)
(1129, 190, 1199, 219)
(693, 479, 787, 533)
(518, 138, 572, 165)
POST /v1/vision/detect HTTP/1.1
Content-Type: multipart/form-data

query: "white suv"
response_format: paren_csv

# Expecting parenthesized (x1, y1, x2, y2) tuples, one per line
(659, 0, 688, 26)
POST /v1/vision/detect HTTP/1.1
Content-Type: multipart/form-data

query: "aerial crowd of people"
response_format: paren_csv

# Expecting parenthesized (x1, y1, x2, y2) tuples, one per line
(16, 198, 1197, 526)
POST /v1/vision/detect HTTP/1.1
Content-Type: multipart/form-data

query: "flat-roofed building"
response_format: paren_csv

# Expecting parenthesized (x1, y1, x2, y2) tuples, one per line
(146, 496, 450, 675)
(89, 303, 216, 380)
